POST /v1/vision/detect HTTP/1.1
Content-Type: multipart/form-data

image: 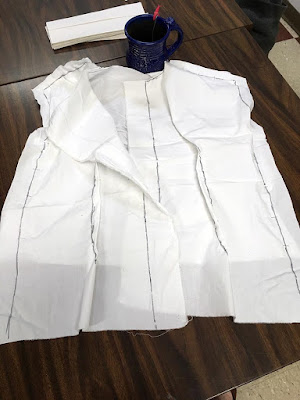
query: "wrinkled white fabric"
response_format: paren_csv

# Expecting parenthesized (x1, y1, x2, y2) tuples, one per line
(0, 58, 299, 345)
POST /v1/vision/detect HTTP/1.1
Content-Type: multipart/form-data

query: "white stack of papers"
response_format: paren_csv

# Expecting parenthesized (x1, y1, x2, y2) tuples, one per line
(46, 2, 145, 50)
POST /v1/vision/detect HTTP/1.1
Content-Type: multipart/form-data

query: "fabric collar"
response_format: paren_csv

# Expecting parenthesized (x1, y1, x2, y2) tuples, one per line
(47, 59, 169, 212)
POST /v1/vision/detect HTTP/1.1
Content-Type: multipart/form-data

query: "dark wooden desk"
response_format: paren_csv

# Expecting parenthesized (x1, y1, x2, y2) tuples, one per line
(1, 27, 300, 400)
(0, 0, 251, 85)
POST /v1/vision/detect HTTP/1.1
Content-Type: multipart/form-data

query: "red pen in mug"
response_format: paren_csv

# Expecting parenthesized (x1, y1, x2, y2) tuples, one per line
(152, 5, 161, 41)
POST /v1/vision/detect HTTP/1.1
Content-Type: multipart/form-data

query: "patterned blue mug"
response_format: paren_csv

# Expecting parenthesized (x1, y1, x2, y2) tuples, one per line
(124, 14, 183, 73)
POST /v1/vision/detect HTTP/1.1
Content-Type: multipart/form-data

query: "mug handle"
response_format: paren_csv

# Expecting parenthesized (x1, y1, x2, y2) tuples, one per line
(164, 17, 184, 59)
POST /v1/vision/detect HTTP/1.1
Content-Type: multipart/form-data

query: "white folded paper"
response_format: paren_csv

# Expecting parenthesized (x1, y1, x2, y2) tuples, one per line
(46, 2, 145, 50)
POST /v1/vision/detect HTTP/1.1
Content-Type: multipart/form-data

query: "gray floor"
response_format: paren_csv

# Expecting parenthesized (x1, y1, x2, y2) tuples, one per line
(237, 360, 300, 399)
(269, 19, 300, 97)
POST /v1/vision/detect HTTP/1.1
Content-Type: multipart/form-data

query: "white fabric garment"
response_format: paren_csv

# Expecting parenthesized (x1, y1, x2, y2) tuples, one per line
(45, 2, 145, 49)
(0, 58, 300, 345)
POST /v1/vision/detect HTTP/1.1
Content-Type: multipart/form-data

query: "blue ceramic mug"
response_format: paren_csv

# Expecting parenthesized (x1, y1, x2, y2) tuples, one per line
(124, 14, 183, 73)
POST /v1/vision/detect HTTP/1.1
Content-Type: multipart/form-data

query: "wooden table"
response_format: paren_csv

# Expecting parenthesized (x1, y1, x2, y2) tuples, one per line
(0, 0, 251, 85)
(1, 1, 300, 399)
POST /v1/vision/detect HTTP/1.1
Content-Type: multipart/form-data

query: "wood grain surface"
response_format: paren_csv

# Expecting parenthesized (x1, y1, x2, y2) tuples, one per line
(0, 28, 300, 400)
(1, 319, 300, 400)
(0, 0, 251, 85)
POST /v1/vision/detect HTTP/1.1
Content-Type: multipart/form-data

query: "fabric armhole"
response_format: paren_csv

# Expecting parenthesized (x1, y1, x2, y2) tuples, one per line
(32, 58, 93, 127)
(32, 82, 51, 127)
(169, 59, 254, 111)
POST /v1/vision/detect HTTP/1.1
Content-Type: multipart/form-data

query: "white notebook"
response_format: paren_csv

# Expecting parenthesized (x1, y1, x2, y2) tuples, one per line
(46, 2, 145, 50)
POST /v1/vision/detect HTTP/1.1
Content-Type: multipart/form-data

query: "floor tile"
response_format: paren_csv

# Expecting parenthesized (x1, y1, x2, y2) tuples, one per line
(269, 38, 300, 97)
(237, 360, 300, 400)
(281, 18, 299, 38)
(276, 22, 293, 42)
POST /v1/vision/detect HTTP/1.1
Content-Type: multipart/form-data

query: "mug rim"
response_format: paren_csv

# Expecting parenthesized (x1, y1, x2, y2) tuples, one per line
(124, 14, 169, 45)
